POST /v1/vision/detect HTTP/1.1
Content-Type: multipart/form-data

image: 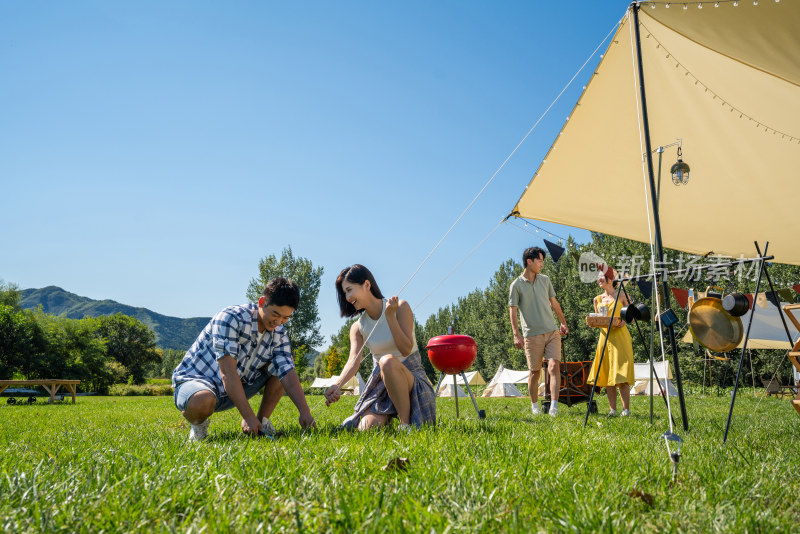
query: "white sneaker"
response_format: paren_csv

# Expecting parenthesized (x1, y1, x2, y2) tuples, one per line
(549, 405, 559, 417)
(398, 423, 413, 432)
(188, 418, 210, 441)
(621, 409, 631, 417)
(261, 417, 277, 437)
(531, 403, 542, 415)
(608, 409, 618, 417)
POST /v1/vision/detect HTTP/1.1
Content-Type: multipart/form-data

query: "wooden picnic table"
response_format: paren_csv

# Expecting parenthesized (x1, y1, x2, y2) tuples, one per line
(0, 380, 81, 404)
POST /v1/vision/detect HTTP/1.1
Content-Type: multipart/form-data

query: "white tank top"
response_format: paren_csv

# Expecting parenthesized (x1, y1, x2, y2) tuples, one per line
(357, 300, 419, 367)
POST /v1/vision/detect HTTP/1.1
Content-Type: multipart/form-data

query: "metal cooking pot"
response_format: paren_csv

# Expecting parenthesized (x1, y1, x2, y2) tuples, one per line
(426, 335, 477, 374)
(722, 293, 750, 317)
(621, 302, 650, 324)
(688, 297, 743, 352)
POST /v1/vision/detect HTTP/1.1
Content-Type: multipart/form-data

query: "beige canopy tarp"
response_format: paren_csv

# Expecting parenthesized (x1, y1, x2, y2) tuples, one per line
(511, 1, 800, 264)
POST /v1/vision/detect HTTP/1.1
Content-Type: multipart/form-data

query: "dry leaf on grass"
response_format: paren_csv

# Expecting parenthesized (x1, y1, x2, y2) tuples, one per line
(627, 489, 654, 506)
(382, 457, 409, 472)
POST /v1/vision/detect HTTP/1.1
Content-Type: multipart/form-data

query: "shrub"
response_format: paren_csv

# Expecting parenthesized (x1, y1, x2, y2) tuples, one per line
(109, 383, 173, 396)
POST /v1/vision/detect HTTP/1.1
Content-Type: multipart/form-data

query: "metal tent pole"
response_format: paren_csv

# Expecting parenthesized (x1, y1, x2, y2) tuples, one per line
(724, 243, 768, 442)
(583, 287, 624, 428)
(632, 3, 689, 431)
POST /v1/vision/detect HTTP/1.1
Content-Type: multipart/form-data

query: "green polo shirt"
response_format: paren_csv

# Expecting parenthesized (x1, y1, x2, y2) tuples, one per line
(508, 272, 558, 337)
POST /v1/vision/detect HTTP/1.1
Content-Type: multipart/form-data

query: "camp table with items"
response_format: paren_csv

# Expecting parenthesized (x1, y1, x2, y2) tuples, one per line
(541, 335, 600, 414)
(0, 380, 81, 404)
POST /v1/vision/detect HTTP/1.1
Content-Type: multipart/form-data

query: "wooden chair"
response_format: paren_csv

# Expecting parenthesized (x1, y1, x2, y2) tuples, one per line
(781, 304, 800, 416)
(759, 376, 795, 399)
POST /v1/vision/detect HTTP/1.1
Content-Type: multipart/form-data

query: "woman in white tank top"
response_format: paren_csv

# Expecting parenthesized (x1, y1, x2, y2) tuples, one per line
(324, 264, 436, 430)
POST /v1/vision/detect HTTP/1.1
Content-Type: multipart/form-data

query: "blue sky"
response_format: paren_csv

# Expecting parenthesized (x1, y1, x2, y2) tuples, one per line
(0, 1, 628, 349)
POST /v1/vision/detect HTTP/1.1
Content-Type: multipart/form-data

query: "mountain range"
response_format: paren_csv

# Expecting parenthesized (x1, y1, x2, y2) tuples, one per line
(20, 286, 210, 351)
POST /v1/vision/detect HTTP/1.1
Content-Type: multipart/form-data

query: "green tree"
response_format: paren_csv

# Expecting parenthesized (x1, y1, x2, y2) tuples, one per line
(0, 279, 22, 309)
(246, 246, 324, 359)
(160, 348, 187, 378)
(40, 315, 115, 393)
(325, 346, 345, 377)
(0, 305, 46, 379)
(144, 348, 187, 379)
(313, 352, 328, 378)
(94, 314, 159, 384)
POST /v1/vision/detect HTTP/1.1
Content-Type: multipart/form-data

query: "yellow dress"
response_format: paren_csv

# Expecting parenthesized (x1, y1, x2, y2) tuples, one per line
(587, 295, 635, 387)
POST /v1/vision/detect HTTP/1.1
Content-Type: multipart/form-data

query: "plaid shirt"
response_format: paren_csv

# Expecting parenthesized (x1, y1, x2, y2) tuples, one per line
(171, 303, 295, 396)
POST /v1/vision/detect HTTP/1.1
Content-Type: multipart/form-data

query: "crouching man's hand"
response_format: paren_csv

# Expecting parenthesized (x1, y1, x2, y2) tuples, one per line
(299, 412, 316, 429)
(241, 415, 262, 435)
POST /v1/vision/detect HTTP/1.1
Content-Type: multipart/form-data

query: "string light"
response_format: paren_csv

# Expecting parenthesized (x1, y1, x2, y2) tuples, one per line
(642, 21, 800, 144)
(508, 220, 569, 243)
(640, 0, 774, 6)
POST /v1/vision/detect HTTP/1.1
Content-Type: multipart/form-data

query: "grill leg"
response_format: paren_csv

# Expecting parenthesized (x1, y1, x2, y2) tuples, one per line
(453, 374, 459, 418)
(435, 372, 445, 393)
(460, 371, 486, 419)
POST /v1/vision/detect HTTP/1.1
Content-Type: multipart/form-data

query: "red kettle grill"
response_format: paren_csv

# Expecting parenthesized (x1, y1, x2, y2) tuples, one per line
(426, 330, 486, 419)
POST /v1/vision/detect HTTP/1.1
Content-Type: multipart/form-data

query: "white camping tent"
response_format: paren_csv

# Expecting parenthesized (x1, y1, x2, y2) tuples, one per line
(438, 370, 486, 388)
(460, 371, 486, 386)
(681, 301, 800, 350)
(437, 383, 470, 397)
(309, 373, 366, 395)
(631, 361, 677, 396)
(309, 377, 331, 389)
(488, 365, 530, 385)
(483, 383, 523, 398)
(482, 365, 530, 397)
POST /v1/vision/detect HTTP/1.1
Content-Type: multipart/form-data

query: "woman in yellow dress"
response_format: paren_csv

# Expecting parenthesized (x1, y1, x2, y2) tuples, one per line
(587, 269, 635, 416)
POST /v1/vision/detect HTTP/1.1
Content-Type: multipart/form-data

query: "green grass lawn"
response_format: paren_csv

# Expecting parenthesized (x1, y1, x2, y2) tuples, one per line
(1, 393, 798, 533)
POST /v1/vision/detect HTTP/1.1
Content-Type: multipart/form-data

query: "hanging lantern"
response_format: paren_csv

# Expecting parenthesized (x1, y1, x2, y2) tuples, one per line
(670, 146, 690, 185)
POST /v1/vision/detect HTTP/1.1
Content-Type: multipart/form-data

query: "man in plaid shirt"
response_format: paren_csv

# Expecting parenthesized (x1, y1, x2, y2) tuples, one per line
(172, 277, 315, 441)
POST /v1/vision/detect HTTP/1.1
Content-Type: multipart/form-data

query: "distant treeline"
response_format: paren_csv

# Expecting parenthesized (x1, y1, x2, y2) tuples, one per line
(5, 232, 799, 393)
(1, 282, 170, 393)
(19, 286, 210, 351)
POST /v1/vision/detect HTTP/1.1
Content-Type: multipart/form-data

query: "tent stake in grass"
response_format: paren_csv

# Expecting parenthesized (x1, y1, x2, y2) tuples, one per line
(662, 430, 682, 482)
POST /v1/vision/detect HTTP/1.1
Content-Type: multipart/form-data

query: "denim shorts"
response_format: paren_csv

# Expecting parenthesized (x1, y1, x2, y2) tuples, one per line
(173, 372, 272, 412)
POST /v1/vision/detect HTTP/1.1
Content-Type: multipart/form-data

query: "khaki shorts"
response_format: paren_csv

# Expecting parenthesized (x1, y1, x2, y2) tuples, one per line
(524, 330, 561, 372)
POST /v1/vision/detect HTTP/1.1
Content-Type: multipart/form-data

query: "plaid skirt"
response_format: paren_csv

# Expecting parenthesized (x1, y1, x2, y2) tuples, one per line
(340, 351, 436, 429)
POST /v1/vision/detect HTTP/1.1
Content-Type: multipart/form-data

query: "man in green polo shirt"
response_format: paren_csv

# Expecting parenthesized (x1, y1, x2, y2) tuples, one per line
(509, 246, 569, 416)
